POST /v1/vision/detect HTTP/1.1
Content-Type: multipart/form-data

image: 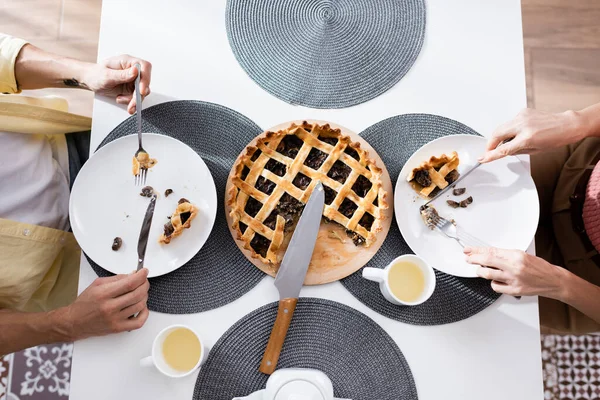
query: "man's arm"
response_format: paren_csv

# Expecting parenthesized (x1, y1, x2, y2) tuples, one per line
(0, 269, 150, 356)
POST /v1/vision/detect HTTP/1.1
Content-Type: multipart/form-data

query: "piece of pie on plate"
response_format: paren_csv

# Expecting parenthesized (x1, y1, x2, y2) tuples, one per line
(132, 152, 157, 176)
(159, 198, 198, 244)
(407, 151, 460, 198)
(227, 121, 388, 265)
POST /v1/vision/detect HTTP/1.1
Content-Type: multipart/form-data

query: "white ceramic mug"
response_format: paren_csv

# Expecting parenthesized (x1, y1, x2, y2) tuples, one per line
(140, 324, 207, 378)
(362, 254, 436, 306)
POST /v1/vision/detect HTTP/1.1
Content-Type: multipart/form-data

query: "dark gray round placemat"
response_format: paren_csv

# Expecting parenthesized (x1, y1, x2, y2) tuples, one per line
(226, 0, 426, 109)
(341, 114, 501, 325)
(87, 100, 265, 314)
(193, 298, 417, 400)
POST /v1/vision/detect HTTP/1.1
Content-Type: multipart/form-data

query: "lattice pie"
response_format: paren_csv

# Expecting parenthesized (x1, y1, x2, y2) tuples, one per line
(228, 122, 388, 265)
(407, 152, 460, 198)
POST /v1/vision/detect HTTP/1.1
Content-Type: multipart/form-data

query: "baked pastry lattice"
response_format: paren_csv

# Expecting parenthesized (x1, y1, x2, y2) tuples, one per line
(228, 122, 388, 265)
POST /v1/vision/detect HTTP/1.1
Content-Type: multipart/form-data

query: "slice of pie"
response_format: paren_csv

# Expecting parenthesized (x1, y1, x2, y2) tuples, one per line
(407, 152, 460, 198)
(132, 152, 157, 176)
(227, 121, 388, 265)
(159, 198, 198, 244)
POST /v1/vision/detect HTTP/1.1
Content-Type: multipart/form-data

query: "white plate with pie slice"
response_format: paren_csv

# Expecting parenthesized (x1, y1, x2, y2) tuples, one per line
(70, 133, 217, 278)
(394, 134, 539, 278)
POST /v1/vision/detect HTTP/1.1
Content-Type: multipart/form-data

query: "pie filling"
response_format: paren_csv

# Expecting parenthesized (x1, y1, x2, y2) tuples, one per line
(408, 152, 460, 198)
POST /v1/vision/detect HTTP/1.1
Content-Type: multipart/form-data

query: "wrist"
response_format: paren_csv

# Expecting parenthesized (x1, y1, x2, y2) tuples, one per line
(548, 265, 575, 302)
(573, 103, 600, 140)
(48, 306, 78, 342)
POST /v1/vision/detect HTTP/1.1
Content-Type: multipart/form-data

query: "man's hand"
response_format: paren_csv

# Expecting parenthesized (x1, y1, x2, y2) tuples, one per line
(83, 55, 152, 114)
(63, 268, 150, 341)
(464, 247, 566, 298)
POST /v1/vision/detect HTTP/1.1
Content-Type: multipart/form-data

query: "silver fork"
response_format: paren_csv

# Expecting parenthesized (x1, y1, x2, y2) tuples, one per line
(428, 210, 521, 299)
(133, 63, 148, 186)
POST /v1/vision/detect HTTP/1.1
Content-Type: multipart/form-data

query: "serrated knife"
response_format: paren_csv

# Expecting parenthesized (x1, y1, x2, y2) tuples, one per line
(137, 194, 157, 271)
(259, 181, 325, 375)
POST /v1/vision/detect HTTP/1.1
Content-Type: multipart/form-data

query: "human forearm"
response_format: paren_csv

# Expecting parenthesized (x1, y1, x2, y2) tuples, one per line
(0, 307, 74, 355)
(553, 268, 600, 326)
(13, 44, 94, 91)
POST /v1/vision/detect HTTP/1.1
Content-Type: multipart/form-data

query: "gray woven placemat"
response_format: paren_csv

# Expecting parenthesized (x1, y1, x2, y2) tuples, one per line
(226, 0, 426, 109)
(193, 298, 418, 400)
(341, 114, 501, 325)
(87, 101, 265, 314)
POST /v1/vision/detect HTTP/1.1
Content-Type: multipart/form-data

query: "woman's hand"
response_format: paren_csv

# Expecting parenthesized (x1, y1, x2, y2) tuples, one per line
(464, 247, 567, 298)
(479, 108, 586, 163)
(83, 55, 152, 114)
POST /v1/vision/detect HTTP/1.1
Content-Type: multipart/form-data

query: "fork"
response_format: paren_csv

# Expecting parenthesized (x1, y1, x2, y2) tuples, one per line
(428, 210, 521, 299)
(133, 63, 148, 186)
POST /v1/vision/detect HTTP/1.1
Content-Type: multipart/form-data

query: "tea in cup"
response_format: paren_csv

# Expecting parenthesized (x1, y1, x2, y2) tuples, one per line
(362, 255, 435, 306)
(140, 324, 206, 378)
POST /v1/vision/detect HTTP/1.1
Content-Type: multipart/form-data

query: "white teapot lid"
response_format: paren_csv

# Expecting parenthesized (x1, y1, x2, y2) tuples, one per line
(274, 380, 324, 400)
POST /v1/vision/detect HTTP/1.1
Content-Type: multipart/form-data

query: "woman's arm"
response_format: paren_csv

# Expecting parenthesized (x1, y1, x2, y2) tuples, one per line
(465, 247, 600, 326)
(480, 102, 600, 163)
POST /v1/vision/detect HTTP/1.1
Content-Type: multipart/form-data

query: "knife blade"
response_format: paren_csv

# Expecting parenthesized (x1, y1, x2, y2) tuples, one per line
(137, 194, 157, 271)
(424, 162, 481, 206)
(259, 181, 325, 375)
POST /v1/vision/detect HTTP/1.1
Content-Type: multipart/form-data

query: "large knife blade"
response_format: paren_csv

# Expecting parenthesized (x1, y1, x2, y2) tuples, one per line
(259, 181, 325, 375)
(137, 194, 157, 271)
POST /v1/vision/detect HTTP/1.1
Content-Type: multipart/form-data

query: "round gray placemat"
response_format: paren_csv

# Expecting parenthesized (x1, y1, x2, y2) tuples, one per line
(226, 0, 426, 109)
(193, 298, 418, 400)
(341, 114, 501, 325)
(87, 100, 265, 314)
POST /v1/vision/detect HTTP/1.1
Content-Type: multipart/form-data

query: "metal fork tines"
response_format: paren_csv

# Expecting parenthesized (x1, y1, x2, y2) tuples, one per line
(135, 163, 148, 186)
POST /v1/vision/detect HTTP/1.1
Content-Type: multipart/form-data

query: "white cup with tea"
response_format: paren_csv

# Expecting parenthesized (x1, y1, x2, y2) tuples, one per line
(140, 324, 207, 378)
(362, 254, 436, 306)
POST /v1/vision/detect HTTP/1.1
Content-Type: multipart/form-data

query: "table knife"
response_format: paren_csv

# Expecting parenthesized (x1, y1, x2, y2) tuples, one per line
(137, 194, 157, 271)
(259, 181, 325, 375)
(424, 138, 513, 207)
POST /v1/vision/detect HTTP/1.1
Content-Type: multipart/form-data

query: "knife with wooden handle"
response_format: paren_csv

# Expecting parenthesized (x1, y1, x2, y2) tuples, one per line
(259, 181, 325, 375)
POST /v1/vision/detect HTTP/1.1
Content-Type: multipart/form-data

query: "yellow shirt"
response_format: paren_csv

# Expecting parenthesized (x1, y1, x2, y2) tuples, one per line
(0, 34, 92, 312)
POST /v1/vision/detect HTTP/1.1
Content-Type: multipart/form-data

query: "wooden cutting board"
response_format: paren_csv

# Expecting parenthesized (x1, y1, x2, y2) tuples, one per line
(225, 120, 393, 285)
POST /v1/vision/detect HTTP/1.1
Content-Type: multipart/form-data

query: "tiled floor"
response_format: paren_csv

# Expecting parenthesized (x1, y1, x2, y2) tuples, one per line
(0, 0, 599, 399)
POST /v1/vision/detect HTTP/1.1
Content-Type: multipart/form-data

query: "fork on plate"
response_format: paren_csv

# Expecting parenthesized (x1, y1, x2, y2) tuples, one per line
(132, 63, 148, 186)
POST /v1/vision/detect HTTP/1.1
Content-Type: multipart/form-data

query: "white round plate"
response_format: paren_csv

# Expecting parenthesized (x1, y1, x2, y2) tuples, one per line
(394, 134, 539, 278)
(70, 133, 217, 278)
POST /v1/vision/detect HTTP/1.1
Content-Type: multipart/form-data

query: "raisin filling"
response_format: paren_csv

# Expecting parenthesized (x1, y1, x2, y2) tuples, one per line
(339, 198, 358, 219)
(319, 136, 338, 146)
(276, 135, 304, 159)
(180, 211, 191, 225)
(241, 165, 250, 181)
(327, 160, 352, 184)
(163, 221, 175, 237)
(304, 148, 328, 170)
(344, 146, 360, 161)
(292, 173, 311, 190)
(244, 197, 263, 217)
(250, 234, 271, 258)
(250, 149, 262, 162)
(323, 186, 337, 205)
(358, 213, 375, 231)
(352, 175, 373, 197)
(256, 176, 276, 195)
(414, 170, 432, 187)
(265, 159, 287, 177)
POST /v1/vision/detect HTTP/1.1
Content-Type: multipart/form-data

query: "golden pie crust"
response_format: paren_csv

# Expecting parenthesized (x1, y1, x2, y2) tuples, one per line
(132, 152, 157, 176)
(227, 121, 389, 265)
(407, 152, 460, 198)
(159, 199, 198, 244)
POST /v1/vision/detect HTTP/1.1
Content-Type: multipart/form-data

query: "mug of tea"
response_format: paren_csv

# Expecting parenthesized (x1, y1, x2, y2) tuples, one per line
(362, 255, 436, 306)
(140, 324, 207, 378)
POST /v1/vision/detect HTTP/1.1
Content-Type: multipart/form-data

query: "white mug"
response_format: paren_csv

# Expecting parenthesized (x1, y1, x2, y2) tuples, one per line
(362, 254, 436, 306)
(140, 324, 207, 378)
